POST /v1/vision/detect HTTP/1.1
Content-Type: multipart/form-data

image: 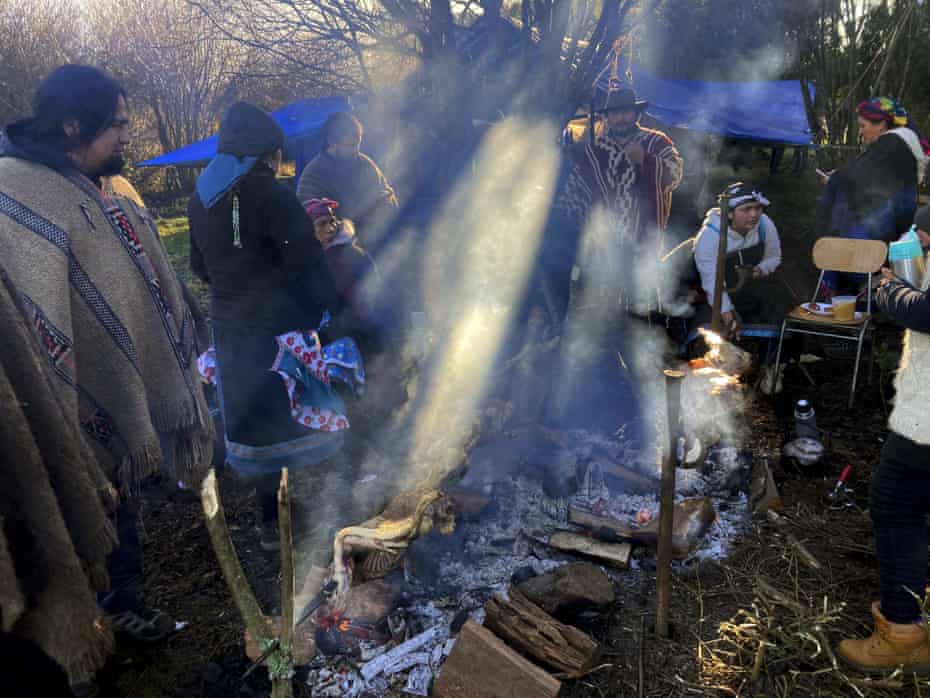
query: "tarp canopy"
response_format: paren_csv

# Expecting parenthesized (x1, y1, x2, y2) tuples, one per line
(595, 63, 813, 146)
(140, 62, 812, 168)
(137, 96, 351, 167)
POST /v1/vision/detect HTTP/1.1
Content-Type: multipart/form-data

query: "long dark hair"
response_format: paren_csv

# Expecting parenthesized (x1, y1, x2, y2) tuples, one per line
(29, 65, 125, 152)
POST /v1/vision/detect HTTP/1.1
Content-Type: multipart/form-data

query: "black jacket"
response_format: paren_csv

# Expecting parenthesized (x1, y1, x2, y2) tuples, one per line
(189, 168, 340, 334)
(876, 276, 930, 333)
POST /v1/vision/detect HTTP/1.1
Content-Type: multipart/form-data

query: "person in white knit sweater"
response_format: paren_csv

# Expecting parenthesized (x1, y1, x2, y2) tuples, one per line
(838, 205, 930, 674)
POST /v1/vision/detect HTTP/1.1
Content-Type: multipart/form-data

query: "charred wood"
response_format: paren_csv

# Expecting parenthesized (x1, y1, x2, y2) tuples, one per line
(516, 562, 615, 617)
(484, 589, 601, 677)
(569, 497, 716, 559)
(433, 620, 562, 698)
(547, 531, 631, 569)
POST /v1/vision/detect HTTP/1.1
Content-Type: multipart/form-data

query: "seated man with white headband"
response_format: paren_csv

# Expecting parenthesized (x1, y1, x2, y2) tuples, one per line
(692, 182, 787, 336)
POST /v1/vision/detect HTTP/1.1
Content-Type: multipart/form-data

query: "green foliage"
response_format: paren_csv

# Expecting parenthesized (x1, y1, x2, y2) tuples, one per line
(266, 647, 296, 681)
(642, 0, 795, 80)
(859, 1, 930, 135)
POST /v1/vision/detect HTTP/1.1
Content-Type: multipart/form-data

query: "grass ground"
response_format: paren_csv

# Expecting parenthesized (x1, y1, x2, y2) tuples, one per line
(157, 215, 208, 313)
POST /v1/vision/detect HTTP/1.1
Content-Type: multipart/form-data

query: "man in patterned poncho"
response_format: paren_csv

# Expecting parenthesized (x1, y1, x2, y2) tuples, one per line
(0, 65, 212, 661)
(537, 88, 682, 448)
(558, 87, 683, 307)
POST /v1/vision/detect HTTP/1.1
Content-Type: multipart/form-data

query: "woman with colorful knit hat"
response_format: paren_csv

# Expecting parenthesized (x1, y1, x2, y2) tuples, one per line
(818, 97, 930, 293)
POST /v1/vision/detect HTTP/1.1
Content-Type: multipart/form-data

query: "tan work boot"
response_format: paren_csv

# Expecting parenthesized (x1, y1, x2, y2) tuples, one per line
(838, 602, 930, 675)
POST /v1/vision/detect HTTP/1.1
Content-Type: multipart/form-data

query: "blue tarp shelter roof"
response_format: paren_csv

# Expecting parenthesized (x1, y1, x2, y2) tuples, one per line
(596, 64, 813, 146)
(137, 96, 351, 167)
(141, 64, 812, 168)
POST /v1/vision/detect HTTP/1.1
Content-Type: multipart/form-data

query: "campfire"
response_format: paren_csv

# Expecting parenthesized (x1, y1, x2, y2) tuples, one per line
(201, 328, 776, 696)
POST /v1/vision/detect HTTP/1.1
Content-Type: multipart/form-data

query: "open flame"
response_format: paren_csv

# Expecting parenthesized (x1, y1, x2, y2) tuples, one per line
(708, 374, 740, 394)
(688, 328, 745, 395)
(699, 328, 725, 346)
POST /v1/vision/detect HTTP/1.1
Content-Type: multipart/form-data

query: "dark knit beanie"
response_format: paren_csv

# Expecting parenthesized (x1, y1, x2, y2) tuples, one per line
(217, 102, 284, 158)
(914, 205, 930, 233)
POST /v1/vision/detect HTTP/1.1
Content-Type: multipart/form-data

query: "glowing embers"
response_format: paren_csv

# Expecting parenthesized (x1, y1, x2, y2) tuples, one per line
(709, 374, 740, 392)
(314, 607, 391, 657)
(688, 328, 750, 395)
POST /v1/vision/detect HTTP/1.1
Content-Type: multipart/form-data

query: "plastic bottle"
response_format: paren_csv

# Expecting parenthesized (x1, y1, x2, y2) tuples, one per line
(889, 226, 926, 287)
(793, 399, 819, 441)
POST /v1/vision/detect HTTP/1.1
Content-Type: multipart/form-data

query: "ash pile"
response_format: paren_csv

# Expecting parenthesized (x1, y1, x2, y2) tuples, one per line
(300, 380, 778, 696)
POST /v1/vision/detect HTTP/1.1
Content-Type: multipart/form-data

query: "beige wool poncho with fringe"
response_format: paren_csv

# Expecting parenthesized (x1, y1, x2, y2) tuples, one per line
(0, 156, 213, 491)
(0, 261, 117, 682)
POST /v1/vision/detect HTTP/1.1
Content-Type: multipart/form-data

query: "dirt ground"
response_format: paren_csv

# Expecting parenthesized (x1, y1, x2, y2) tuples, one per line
(95, 322, 921, 698)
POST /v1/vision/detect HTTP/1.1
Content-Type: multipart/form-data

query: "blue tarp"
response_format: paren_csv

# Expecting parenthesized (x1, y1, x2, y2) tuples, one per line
(596, 64, 813, 146)
(140, 65, 812, 168)
(137, 96, 352, 167)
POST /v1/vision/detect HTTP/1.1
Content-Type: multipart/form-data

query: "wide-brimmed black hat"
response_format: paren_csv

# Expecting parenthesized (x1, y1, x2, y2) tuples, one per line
(597, 87, 648, 114)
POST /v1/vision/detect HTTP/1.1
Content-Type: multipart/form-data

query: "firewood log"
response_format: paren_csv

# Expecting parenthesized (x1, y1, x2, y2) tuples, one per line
(569, 498, 716, 559)
(484, 589, 601, 677)
(547, 531, 631, 569)
(517, 562, 615, 616)
(433, 620, 561, 698)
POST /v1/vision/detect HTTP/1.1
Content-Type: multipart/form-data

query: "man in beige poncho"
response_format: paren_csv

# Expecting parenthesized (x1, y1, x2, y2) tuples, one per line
(0, 65, 213, 672)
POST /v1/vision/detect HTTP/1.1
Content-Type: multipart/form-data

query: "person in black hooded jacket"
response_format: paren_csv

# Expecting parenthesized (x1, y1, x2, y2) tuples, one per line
(188, 102, 349, 565)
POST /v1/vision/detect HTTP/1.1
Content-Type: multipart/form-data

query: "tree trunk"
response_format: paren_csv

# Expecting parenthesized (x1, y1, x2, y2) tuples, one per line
(873, 4, 909, 95)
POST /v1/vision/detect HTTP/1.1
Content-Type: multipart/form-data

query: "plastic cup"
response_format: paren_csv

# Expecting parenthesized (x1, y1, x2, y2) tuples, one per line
(832, 295, 856, 321)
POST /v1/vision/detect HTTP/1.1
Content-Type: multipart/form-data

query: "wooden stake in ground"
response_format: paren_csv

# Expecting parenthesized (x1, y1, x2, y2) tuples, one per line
(201, 469, 294, 698)
(710, 192, 730, 335)
(484, 589, 601, 677)
(276, 469, 295, 690)
(656, 369, 684, 638)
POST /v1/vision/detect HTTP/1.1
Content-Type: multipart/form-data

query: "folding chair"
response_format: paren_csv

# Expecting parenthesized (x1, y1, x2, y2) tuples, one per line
(773, 237, 888, 408)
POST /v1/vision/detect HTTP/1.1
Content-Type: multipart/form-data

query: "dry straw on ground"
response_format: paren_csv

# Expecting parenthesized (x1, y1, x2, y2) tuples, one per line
(698, 503, 930, 697)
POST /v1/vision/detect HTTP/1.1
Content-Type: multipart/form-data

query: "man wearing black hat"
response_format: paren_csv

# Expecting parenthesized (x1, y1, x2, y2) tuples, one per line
(536, 87, 681, 453)
(558, 87, 683, 273)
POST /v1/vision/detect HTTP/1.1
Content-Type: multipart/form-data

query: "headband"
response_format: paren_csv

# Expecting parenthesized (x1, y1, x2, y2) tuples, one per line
(724, 184, 769, 210)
